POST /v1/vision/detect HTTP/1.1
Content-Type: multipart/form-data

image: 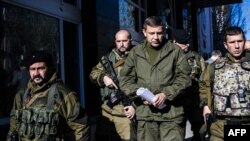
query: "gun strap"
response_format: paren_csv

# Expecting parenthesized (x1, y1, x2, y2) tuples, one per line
(24, 83, 58, 109)
(113, 59, 126, 68)
(47, 83, 58, 109)
(25, 93, 41, 109)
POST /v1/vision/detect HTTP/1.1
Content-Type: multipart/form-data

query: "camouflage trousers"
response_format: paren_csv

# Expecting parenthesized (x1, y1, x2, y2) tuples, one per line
(137, 121, 184, 141)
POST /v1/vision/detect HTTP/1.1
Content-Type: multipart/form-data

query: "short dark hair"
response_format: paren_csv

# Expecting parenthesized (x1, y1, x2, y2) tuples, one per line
(143, 16, 163, 30)
(223, 26, 245, 42)
(172, 29, 190, 44)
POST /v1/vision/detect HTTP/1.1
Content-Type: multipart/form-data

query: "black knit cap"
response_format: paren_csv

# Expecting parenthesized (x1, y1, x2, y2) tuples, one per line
(172, 29, 190, 44)
(26, 50, 53, 68)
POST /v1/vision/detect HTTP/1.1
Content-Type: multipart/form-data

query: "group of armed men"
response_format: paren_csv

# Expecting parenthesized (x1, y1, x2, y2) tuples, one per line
(5, 15, 250, 141)
(90, 16, 250, 141)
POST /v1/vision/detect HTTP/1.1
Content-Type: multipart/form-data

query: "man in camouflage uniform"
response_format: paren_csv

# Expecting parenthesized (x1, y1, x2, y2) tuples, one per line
(120, 16, 191, 141)
(172, 28, 205, 141)
(200, 26, 250, 141)
(6, 51, 89, 141)
(89, 29, 136, 141)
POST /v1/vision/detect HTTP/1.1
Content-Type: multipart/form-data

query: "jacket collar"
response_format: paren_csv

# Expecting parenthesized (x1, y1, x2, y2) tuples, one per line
(225, 52, 246, 63)
(28, 72, 58, 94)
(136, 39, 176, 60)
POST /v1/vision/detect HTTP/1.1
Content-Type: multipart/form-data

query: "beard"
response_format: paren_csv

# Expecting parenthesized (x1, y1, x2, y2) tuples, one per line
(32, 75, 45, 86)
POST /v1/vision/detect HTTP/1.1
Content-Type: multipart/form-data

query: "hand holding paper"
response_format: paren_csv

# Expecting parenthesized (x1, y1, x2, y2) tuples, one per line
(136, 87, 167, 109)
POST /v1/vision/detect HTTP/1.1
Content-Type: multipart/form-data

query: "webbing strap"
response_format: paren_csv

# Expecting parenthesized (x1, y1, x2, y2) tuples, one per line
(23, 83, 58, 109)
(47, 83, 58, 110)
(25, 94, 40, 108)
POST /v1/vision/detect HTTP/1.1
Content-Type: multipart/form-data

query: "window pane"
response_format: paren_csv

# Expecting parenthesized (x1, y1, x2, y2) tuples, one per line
(63, 0, 77, 6)
(0, 3, 59, 119)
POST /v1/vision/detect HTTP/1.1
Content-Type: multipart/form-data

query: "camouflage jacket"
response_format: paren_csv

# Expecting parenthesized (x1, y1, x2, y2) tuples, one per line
(200, 53, 250, 116)
(7, 73, 89, 141)
(120, 40, 191, 122)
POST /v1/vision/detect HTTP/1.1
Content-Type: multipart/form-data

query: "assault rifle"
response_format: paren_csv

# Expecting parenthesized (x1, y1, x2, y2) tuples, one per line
(100, 55, 137, 131)
(204, 114, 212, 141)
(100, 56, 130, 108)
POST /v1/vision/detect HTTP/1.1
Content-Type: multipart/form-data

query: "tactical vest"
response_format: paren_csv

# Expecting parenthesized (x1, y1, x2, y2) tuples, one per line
(213, 58, 250, 116)
(15, 83, 60, 140)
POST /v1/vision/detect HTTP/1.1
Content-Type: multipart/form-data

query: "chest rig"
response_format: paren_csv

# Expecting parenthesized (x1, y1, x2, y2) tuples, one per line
(15, 83, 60, 140)
(213, 59, 250, 116)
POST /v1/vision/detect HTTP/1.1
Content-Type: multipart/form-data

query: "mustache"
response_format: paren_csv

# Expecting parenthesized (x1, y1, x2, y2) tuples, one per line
(33, 75, 43, 80)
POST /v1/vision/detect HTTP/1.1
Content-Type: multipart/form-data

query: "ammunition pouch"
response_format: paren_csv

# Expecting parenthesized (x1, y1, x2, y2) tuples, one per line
(15, 107, 59, 139)
(213, 92, 250, 113)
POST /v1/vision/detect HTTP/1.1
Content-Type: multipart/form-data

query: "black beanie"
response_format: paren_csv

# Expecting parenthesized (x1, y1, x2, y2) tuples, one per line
(172, 29, 190, 44)
(26, 51, 53, 68)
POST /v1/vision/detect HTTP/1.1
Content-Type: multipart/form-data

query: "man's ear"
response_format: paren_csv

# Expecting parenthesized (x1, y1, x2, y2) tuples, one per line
(142, 29, 146, 37)
(224, 42, 228, 50)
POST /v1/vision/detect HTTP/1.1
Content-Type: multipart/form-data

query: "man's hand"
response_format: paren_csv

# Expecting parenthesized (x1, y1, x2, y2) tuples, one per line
(154, 93, 166, 107)
(124, 106, 135, 119)
(142, 100, 150, 105)
(103, 75, 118, 89)
(203, 105, 212, 124)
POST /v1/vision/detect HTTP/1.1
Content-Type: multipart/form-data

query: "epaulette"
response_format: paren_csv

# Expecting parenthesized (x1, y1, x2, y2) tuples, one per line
(214, 57, 226, 69)
(241, 59, 250, 70)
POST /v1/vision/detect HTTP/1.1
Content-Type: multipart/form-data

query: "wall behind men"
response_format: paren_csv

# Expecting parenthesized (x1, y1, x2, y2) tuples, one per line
(96, 0, 120, 58)
(82, 0, 120, 116)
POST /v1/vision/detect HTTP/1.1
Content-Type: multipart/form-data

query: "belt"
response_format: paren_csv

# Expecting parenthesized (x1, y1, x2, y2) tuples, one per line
(216, 115, 250, 122)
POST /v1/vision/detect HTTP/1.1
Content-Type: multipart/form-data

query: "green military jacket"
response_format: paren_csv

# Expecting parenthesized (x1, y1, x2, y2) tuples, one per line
(7, 73, 89, 141)
(200, 53, 250, 116)
(89, 48, 129, 117)
(120, 40, 191, 122)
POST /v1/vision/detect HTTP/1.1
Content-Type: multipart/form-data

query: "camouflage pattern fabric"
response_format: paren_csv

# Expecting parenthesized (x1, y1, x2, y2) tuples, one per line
(213, 57, 250, 116)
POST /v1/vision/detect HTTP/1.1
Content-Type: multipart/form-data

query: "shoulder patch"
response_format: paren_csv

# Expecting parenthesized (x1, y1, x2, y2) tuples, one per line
(241, 61, 250, 70)
(214, 58, 226, 69)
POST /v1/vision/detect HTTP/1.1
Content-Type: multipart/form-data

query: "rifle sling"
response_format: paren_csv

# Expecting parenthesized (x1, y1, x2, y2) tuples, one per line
(25, 93, 40, 109)
(24, 83, 58, 109)
(113, 59, 126, 68)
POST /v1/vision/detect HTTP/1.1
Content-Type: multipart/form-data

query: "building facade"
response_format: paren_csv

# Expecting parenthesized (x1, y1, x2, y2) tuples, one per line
(1, 0, 243, 140)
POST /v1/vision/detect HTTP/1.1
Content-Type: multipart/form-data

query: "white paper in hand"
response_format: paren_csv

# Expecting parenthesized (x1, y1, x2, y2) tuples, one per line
(136, 87, 166, 109)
